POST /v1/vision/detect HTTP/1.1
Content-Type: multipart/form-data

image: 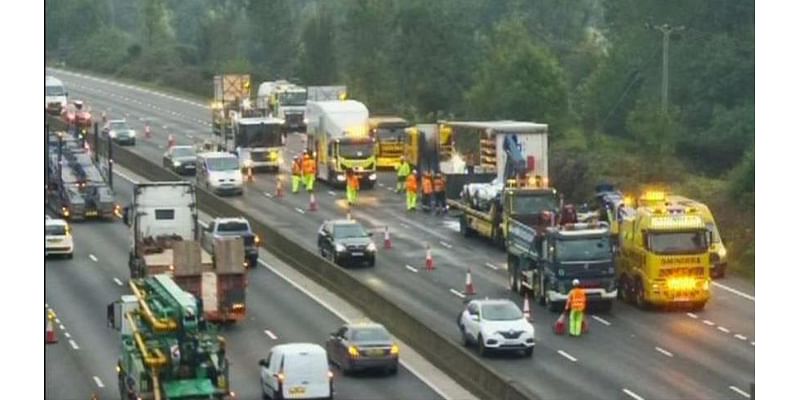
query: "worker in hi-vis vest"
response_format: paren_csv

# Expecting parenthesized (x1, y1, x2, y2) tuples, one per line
(564, 279, 587, 336)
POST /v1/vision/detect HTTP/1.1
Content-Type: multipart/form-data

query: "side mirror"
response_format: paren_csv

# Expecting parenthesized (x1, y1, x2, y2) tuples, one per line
(122, 206, 131, 226)
(258, 359, 268, 368)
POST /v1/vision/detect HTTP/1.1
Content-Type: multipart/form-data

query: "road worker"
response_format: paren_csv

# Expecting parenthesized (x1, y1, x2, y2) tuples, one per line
(421, 171, 434, 212)
(291, 155, 303, 193)
(406, 170, 418, 211)
(302, 151, 316, 192)
(433, 173, 446, 215)
(346, 168, 360, 206)
(396, 156, 411, 193)
(564, 279, 587, 336)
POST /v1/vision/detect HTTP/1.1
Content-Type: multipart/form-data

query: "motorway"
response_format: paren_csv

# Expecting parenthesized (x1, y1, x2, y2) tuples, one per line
(51, 68, 756, 400)
(45, 176, 442, 399)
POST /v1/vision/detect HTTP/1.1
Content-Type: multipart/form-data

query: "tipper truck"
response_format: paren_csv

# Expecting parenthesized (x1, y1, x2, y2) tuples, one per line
(124, 182, 247, 323)
(306, 100, 377, 188)
(107, 275, 234, 400)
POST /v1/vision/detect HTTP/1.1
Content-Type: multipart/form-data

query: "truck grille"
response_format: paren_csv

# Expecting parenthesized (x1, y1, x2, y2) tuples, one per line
(250, 152, 269, 162)
(498, 330, 523, 339)
(285, 113, 303, 125)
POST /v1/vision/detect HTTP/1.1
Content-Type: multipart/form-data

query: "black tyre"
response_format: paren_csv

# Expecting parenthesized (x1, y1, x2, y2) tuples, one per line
(536, 275, 546, 306)
(66, 253, 73, 259)
(477, 335, 488, 357)
(634, 279, 648, 309)
(619, 276, 632, 303)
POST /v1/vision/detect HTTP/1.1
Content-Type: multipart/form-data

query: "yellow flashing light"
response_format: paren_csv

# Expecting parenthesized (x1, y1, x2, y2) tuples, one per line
(650, 215, 704, 230)
(339, 92, 348, 100)
(348, 346, 360, 358)
(666, 276, 697, 291)
(641, 191, 666, 201)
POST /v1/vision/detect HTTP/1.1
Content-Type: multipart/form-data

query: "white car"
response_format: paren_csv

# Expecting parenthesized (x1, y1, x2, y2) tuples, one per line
(457, 299, 534, 357)
(259, 343, 334, 400)
(46, 218, 74, 258)
(196, 152, 244, 196)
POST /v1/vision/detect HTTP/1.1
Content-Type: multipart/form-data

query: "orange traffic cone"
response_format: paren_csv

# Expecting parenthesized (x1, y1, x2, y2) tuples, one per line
(308, 193, 318, 211)
(167, 134, 175, 148)
(46, 311, 58, 344)
(383, 226, 392, 249)
(523, 294, 532, 321)
(425, 245, 434, 271)
(246, 167, 254, 182)
(464, 268, 476, 295)
(145, 124, 151, 139)
(275, 176, 284, 197)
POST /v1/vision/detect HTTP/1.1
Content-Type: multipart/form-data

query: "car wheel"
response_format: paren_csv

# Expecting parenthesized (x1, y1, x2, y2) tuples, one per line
(131, 139, 136, 146)
(386, 365, 398, 375)
(368, 259, 376, 268)
(477, 335, 488, 357)
(523, 348, 533, 357)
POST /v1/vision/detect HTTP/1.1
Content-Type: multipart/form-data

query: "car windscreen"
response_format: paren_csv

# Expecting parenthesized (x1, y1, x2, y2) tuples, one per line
(46, 85, 65, 96)
(351, 327, 391, 342)
(236, 123, 282, 148)
(511, 193, 558, 215)
(206, 157, 239, 171)
(217, 221, 249, 232)
(376, 127, 405, 141)
(46, 225, 67, 236)
(648, 231, 708, 254)
(481, 303, 523, 321)
(110, 122, 128, 131)
(338, 142, 374, 159)
(333, 223, 367, 239)
(555, 237, 612, 261)
(172, 147, 196, 158)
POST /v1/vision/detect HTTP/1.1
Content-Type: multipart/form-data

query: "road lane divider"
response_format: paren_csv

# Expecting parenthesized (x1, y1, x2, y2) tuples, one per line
(712, 282, 754, 301)
(449, 288, 466, 299)
(93, 376, 104, 388)
(654, 347, 673, 358)
(734, 334, 747, 341)
(89, 254, 98, 262)
(591, 315, 611, 326)
(622, 388, 646, 400)
(69, 339, 80, 350)
(264, 330, 278, 340)
(703, 320, 715, 326)
(405, 265, 419, 273)
(717, 326, 730, 334)
(729, 385, 751, 398)
(557, 350, 577, 362)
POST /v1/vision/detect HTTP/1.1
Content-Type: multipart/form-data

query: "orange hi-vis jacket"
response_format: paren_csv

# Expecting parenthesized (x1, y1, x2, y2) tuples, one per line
(291, 160, 302, 176)
(347, 174, 360, 190)
(302, 157, 316, 175)
(422, 176, 433, 194)
(406, 174, 418, 193)
(433, 177, 445, 193)
(566, 288, 587, 312)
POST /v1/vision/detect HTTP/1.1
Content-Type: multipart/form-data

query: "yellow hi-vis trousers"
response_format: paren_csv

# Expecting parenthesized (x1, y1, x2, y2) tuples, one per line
(292, 175, 301, 193)
(406, 191, 417, 210)
(304, 174, 315, 192)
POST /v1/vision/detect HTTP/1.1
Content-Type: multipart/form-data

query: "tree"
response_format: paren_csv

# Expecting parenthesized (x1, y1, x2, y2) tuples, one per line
(246, 0, 297, 77)
(297, 5, 338, 85)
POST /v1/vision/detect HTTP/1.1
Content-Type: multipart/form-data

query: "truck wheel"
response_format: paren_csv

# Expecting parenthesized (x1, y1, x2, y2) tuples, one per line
(477, 335, 488, 357)
(634, 279, 648, 309)
(619, 276, 632, 303)
(544, 282, 559, 312)
(523, 348, 533, 357)
(690, 301, 707, 311)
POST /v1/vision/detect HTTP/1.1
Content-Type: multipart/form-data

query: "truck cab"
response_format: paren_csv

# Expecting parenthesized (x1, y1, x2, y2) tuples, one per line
(369, 117, 409, 169)
(274, 85, 308, 132)
(202, 217, 260, 267)
(617, 200, 712, 310)
(666, 195, 728, 278)
(233, 116, 285, 172)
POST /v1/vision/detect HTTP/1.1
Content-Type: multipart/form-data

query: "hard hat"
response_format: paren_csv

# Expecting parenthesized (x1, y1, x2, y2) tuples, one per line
(572, 279, 580, 287)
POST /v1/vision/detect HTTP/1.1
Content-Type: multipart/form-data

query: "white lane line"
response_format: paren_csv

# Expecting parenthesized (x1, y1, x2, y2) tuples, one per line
(264, 330, 278, 340)
(113, 278, 123, 287)
(64, 332, 71, 339)
(263, 192, 273, 198)
(55, 318, 61, 324)
(703, 320, 715, 326)
(734, 334, 747, 341)
(591, 315, 611, 326)
(93, 376, 105, 388)
(654, 346, 674, 357)
(386, 187, 394, 192)
(89, 254, 98, 262)
(115, 170, 138, 184)
(622, 388, 646, 400)
(712, 282, 754, 301)
(378, 183, 385, 187)
(484, 262, 499, 270)
(69, 340, 80, 350)
(328, 191, 336, 196)
(729, 385, 751, 398)
(449, 288, 466, 299)
(405, 265, 419, 273)
(557, 350, 577, 362)
(59, 324, 65, 330)
(186, 134, 193, 139)
(717, 326, 730, 334)
(400, 223, 410, 229)
(686, 312, 698, 319)
(294, 207, 305, 214)
(439, 241, 452, 249)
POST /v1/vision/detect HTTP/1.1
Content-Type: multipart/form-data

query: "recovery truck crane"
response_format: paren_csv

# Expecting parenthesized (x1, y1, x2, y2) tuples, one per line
(107, 274, 234, 400)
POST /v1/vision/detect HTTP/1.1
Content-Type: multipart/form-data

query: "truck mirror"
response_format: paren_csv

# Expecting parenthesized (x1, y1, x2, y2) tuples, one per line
(107, 300, 121, 330)
(259, 358, 269, 368)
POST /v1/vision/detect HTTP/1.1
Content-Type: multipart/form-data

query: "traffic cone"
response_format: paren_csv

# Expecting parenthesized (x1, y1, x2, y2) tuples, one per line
(346, 207, 352, 220)
(144, 124, 151, 139)
(246, 167, 254, 182)
(275, 176, 284, 197)
(46, 311, 58, 344)
(523, 294, 532, 321)
(383, 226, 392, 249)
(167, 134, 175, 148)
(425, 245, 434, 271)
(464, 268, 476, 295)
(308, 193, 318, 211)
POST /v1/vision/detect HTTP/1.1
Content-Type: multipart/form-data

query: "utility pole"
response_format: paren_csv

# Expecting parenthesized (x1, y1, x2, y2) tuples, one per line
(647, 23, 685, 113)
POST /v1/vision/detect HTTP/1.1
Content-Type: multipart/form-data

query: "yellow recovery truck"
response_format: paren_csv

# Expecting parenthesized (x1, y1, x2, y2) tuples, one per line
(666, 195, 729, 278)
(617, 192, 712, 310)
(369, 116, 410, 169)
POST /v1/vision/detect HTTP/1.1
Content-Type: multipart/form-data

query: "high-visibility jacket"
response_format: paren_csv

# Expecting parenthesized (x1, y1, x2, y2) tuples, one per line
(566, 288, 587, 312)
(291, 160, 302, 176)
(422, 176, 433, 194)
(302, 157, 316, 175)
(433, 177, 445, 193)
(347, 174, 360, 190)
(397, 162, 411, 177)
(405, 174, 418, 193)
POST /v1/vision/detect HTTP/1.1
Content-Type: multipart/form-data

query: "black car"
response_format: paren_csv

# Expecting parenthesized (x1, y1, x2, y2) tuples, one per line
(162, 145, 197, 175)
(326, 322, 399, 375)
(317, 219, 377, 267)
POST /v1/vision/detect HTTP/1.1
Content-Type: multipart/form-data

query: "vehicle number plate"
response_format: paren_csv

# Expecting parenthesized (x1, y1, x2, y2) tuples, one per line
(85, 210, 98, 216)
(289, 386, 306, 395)
(351, 252, 364, 257)
(367, 349, 384, 357)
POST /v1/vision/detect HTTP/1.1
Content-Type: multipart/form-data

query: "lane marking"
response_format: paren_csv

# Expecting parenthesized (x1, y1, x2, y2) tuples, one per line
(328, 191, 336, 196)
(400, 223, 409, 229)
(729, 385, 751, 398)
(439, 241, 452, 249)
(717, 326, 730, 334)
(264, 330, 278, 340)
(55, 318, 61, 324)
(294, 207, 305, 214)
(686, 312, 698, 319)
(703, 320, 715, 326)
(386, 187, 394, 192)
(622, 388, 646, 400)
(654, 346, 673, 357)
(712, 282, 754, 301)
(113, 278, 123, 286)
(405, 265, 419, 273)
(115, 170, 138, 183)
(557, 350, 577, 362)
(59, 324, 65, 330)
(484, 262, 499, 270)
(378, 183, 385, 187)
(734, 334, 747, 341)
(591, 315, 611, 326)
(263, 192, 273, 198)
(89, 254, 98, 262)
(449, 288, 466, 299)
(64, 332, 71, 338)
(69, 340, 80, 350)
(93, 376, 105, 388)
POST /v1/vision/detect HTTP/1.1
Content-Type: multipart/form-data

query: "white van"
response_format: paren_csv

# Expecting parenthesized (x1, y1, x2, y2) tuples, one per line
(196, 152, 243, 196)
(259, 343, 333, 400)
(46, 76, 68, 115)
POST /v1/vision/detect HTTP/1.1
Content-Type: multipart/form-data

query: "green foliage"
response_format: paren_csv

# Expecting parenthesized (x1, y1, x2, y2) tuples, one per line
(297, 6, 339, 85)
(69, 27, 131, 73)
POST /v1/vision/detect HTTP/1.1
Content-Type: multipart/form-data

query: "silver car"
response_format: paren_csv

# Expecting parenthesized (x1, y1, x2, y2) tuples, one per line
(325, 322, 399, 375)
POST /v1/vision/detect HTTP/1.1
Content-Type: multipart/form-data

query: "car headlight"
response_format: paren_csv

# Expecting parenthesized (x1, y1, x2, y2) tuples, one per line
(335, 243, 346, 252)
(366, 242, 376, 252)
(109, 131, 117, 138)
(129, 130, 136, 138)
(336, 174, 346, 182)
(368, 173, 377, 181)
(303, 118, 309, 124)
(173, 161, 181, 167)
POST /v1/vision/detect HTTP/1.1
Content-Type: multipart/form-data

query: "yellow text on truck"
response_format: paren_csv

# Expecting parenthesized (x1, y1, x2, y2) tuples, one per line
(617, 199, 712, 310)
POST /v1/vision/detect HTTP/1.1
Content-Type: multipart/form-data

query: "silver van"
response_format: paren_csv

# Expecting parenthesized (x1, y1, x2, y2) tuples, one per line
(196, 152, 243, 196)
(259, 343, 333, 400)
